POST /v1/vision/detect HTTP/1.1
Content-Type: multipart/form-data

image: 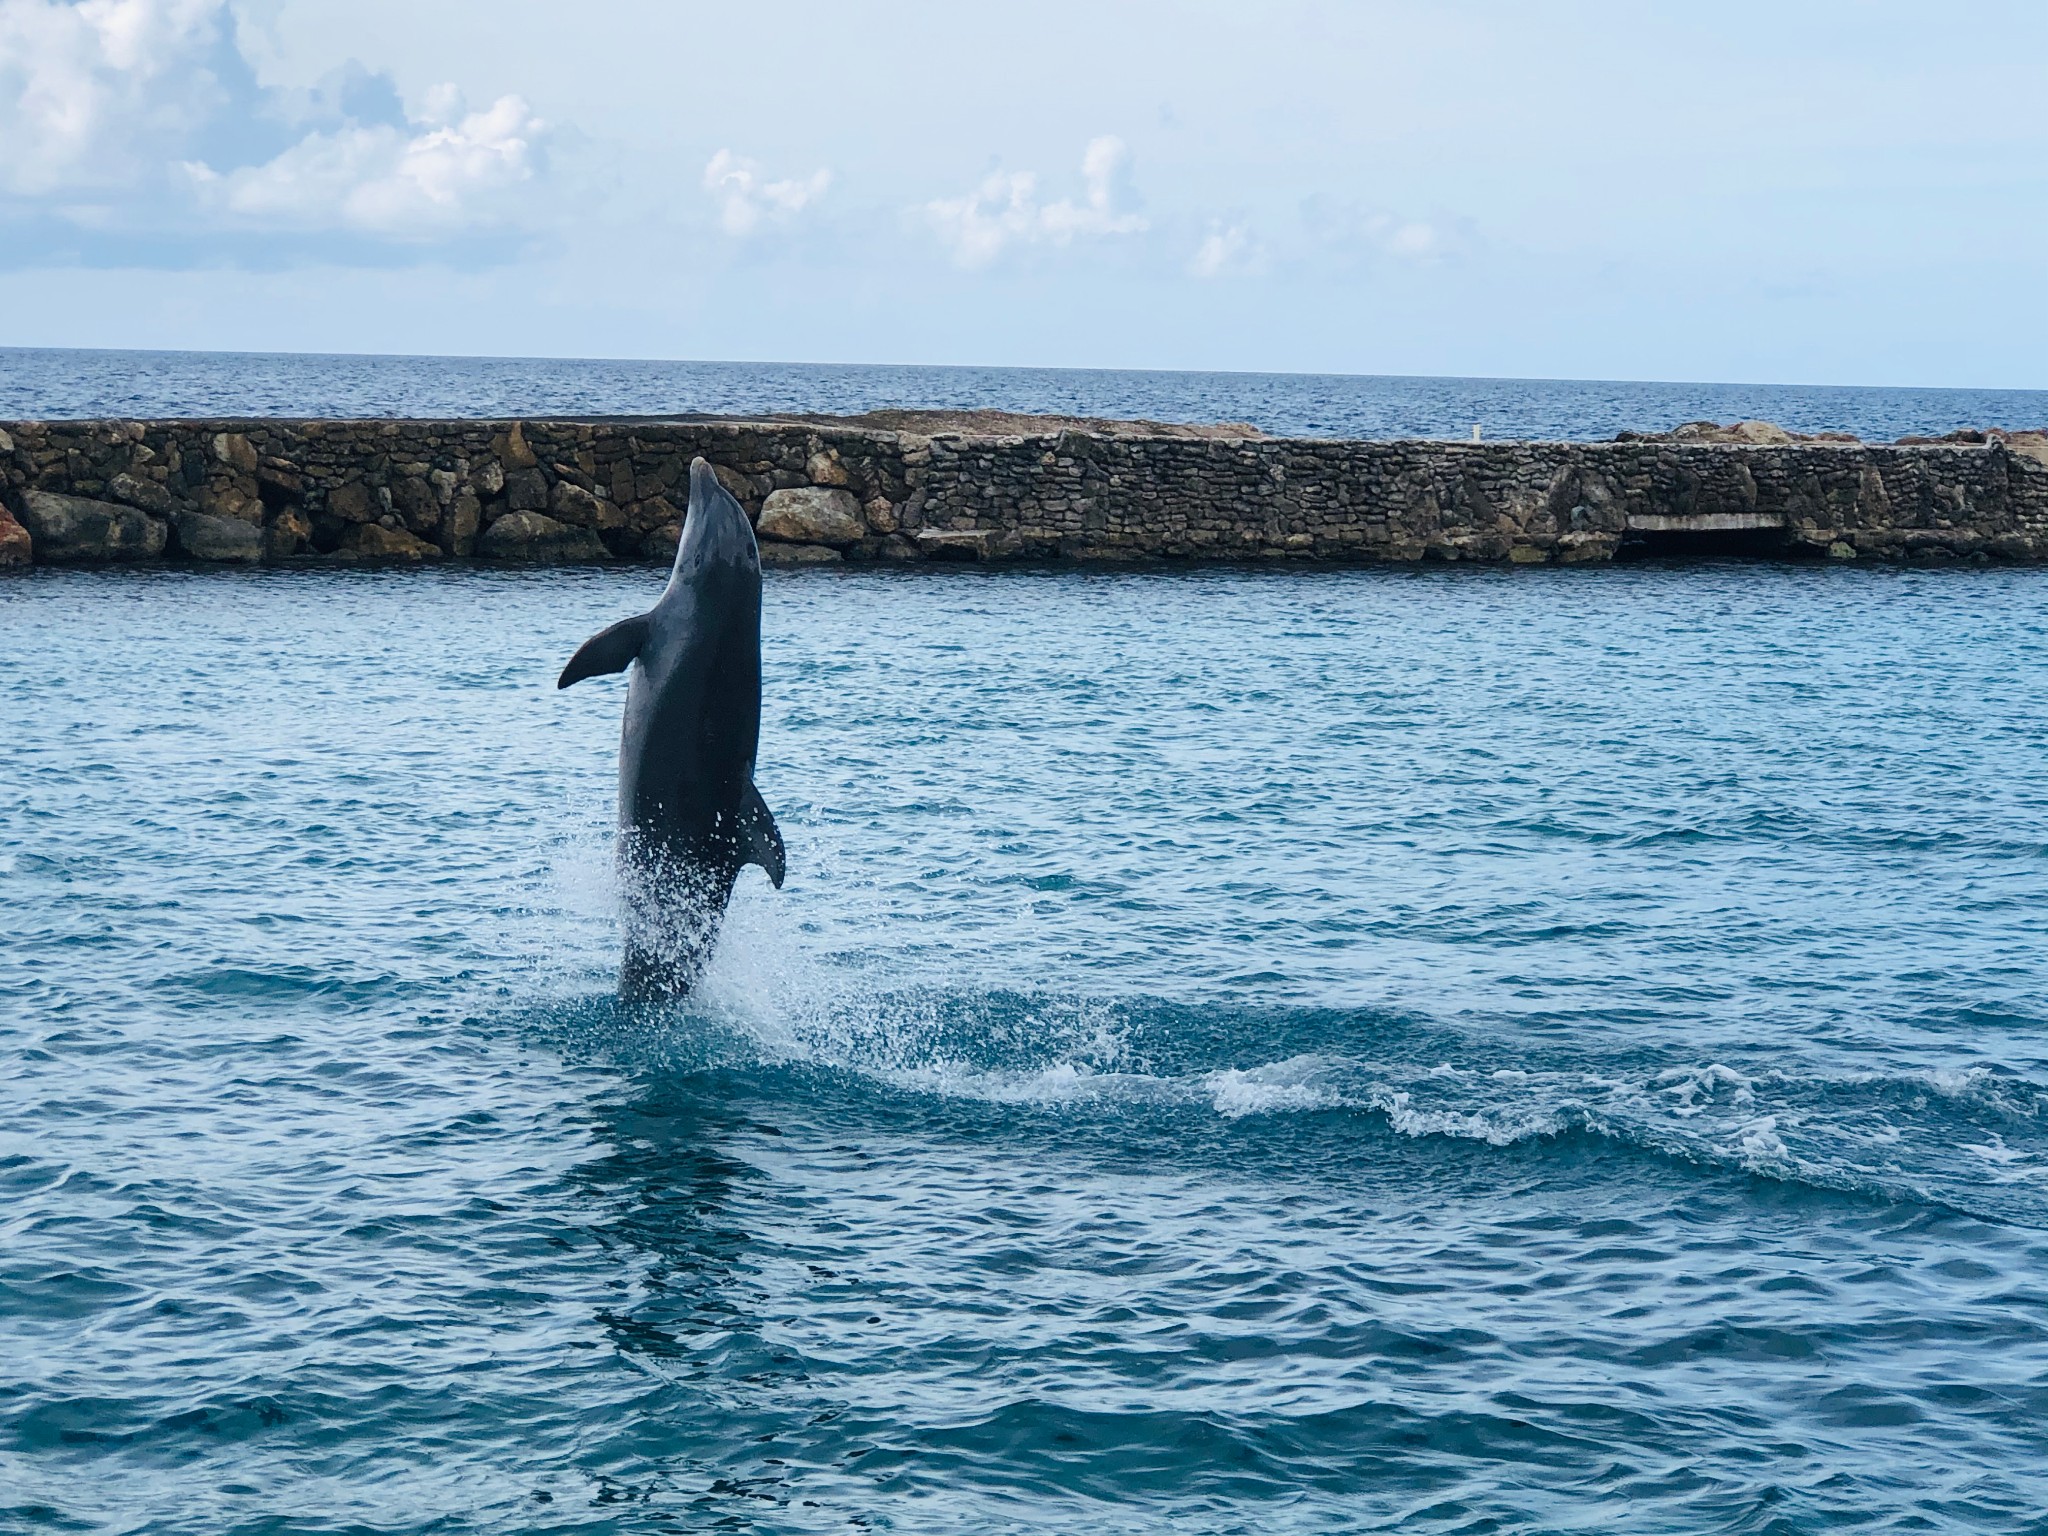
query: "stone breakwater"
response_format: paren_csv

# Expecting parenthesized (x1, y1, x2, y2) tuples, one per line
(3, 414, 2047, 570)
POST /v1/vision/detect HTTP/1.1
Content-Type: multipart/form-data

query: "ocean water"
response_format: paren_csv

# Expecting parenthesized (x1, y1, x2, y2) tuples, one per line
(6, 560, 2048, 1534)
(5, 346, 2048, 441)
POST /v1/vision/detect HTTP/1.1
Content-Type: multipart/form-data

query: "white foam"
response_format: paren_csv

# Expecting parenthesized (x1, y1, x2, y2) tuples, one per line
(1960, 1134, 2042, 1184)
(886, 1059, 1173, 1109)
(1203, 1055, 1344, 1118)
(1367, 1084, 1561, 1146)
(1652, 1063, 1756, 1117)
(1924, 1065, 2003, 1102)
(1731, 1114, 1791, 1168)
(503, 838, 2048, 1219)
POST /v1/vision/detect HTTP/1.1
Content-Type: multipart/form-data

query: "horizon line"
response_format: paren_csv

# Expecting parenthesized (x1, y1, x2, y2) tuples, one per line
(3, 343, 2043, 400)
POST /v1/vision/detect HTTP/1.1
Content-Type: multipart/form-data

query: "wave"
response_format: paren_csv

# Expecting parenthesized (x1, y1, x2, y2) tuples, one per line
(502, 829, 2048, 1227)
(503, 945, 2048, 1231)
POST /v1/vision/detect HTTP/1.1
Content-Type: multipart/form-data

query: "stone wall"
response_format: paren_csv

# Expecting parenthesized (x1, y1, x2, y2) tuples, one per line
(4, 415, 2047, 569)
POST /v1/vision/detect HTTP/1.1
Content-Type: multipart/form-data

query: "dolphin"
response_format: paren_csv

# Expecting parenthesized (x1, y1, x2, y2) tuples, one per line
(557, 457, 785, 998)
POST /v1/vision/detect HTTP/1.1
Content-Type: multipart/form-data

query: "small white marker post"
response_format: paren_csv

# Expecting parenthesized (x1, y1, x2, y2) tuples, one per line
(1471, 424, 1482, 442)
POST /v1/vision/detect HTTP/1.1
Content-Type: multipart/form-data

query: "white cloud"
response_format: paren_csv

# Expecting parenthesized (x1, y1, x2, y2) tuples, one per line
(1301, 196, 1470, 267)
(1375, 217, 1444, 259)
(925, 135, 1147, 268)
(703, 148, 829, 237)
(185, 91, 543, 236)
(0, 0, 545, 246)
(1189, 220, 1261, 278)
(0, 0, 229, 195)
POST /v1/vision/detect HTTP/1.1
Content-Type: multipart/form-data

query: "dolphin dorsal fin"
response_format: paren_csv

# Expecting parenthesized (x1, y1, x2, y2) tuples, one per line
(739, 781, 786, 888)
(557, 614, 652, 689)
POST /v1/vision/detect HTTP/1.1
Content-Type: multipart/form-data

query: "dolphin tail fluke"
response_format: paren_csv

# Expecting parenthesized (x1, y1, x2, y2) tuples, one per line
(558, 615, 652, 689)
(739, 782, 786, 888)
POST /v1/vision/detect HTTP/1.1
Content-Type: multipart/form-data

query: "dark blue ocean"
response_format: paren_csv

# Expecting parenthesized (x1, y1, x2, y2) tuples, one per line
(7, 355, 2048, 1533)
(5, 346, 2048, 440)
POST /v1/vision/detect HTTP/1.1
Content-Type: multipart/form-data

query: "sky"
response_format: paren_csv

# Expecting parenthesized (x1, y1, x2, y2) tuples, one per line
(1, 0, 2044, 386)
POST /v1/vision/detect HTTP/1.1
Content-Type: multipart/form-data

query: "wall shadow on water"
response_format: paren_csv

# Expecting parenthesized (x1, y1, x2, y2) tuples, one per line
(1612, 526, 1812, 561)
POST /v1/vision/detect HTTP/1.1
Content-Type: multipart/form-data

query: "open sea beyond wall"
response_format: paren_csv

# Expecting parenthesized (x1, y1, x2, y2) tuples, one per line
(7, 357, 2048, 1535)
(5, 347, 2048, 440)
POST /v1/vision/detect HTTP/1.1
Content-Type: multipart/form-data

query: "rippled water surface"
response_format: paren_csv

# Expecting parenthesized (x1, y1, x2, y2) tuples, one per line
(7, 346, 2048, 441)
(7, 563, 2048, 1534)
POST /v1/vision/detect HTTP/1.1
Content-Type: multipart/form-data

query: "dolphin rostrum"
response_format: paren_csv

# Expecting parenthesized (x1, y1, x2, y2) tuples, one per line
(557, 457, 785, 998)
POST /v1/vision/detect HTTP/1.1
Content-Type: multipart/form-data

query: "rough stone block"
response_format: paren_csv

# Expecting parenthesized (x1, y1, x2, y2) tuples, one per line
(630, 494, 680, 535)
(392, 475, 440, 529)
(642, 522, 682, 562)
(551, 480, 623, 530)
(712, 463, 758, 505)
(493, 422, 538, 469)
(0, 504, 30, 566)
(174, 509, 265, 563)
(760, 542, 843, 565)
(199, 479, 263, 523)
(477, 511, 608, 562)
(17, 489, 167, 562)
(914, 528, 993, 561)
(505, 467, 549, 512)
(332, 523, 442, 561)
(805, 450, 851, 487)
(266, 510, 312, 560)
(212, 432, 259, 473)
(441, 492, 482, 556)
(758, 486, 864, 546)
(108, 472, 174, 516)
(328, 482, 376, 522)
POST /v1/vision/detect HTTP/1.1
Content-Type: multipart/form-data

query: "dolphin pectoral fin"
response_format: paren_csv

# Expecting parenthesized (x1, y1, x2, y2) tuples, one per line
(739, 782, 786, 889)
(557, 615, 652, 689)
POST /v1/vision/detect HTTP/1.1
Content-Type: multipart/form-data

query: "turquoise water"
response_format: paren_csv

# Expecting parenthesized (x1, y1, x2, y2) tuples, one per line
(7, 562, 2048, 1533)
